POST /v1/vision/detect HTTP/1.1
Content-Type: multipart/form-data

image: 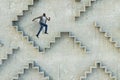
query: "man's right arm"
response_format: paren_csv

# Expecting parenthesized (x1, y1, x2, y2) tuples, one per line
(32, 16, 42, 21)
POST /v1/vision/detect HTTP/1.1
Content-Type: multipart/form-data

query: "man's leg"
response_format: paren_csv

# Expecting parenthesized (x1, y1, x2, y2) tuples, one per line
(40, 23, 48, 34)
(44, 24, 48, 34)
(36, 25, 43, 37)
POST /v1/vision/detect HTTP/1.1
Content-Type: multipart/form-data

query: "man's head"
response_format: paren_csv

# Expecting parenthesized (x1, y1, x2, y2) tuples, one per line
(43, 13, 46, 16)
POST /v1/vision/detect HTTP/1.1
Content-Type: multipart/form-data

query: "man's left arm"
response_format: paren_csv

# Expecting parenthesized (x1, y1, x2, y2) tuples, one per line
(47, 17, 50, 21)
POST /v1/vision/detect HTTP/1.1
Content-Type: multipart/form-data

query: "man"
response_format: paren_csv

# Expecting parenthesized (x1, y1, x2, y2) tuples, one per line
(32, 13, 50, 38)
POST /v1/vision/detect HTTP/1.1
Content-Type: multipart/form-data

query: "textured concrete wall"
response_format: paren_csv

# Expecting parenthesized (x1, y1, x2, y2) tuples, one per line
(0, 0, 120, 80)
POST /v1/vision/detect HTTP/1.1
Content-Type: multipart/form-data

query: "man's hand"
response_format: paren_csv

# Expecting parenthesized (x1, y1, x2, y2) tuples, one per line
(48, 17, 50, 21)
(32, 19, 35, 21)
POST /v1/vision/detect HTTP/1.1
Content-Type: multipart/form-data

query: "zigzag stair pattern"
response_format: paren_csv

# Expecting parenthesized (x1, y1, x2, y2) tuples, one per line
(75, 0, 97, 20)
(0, 46, 19, 65)
(12, 0, 40, 52)
(56, 32, 90, 53)
(12, 0, 90, 53)
(42, 32, 90, 53)
(12, 0, 39, 22)
(12, 14, 90, 53)
(12, 61, 49, 80)
(93, 22, 120, 48)
(1, 0, 120, 80)
(80, 61, 117, 80)
(11, 26, 91, 53)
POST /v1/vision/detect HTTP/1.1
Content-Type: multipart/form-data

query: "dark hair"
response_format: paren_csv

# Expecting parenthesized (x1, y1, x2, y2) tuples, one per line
(43, 13, 46, 16)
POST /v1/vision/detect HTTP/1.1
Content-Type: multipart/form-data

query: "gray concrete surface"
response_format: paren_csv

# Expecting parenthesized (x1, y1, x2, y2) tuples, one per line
(0, 0, 120, 80)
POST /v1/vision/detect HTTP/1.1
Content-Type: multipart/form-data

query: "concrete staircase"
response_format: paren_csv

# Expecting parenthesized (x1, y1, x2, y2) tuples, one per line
(12, 0, 41, 52)
(13, 61, 49, 80)
(12, 4, 91, 54)
(12, 0, 96, 54)
(58, 32, 90, 53)
(0, 46, 19, 65)
(0, 0, 120, 80)
(80, 61, 117, 80)
(12, 0, 39, 22)
(75, 0, 97, 20)
(94, 22, 120, 48)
